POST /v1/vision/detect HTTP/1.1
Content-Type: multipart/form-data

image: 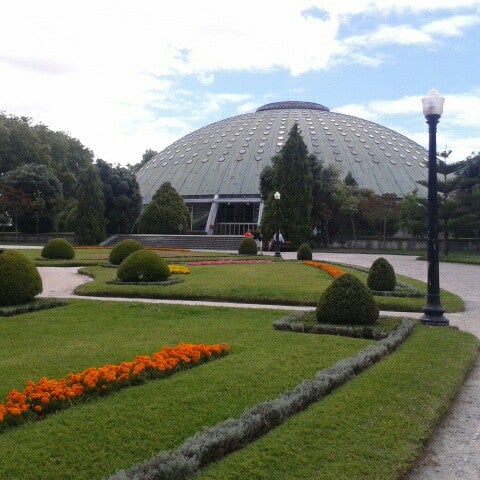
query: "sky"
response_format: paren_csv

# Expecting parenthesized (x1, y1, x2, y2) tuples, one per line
(1, 0, 479, 167)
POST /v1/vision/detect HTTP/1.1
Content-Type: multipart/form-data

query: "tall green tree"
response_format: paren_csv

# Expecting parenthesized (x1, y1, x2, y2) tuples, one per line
(75, 166, 106, 244)
(260, 124, 312, 248)
(95, 159, 142, 234)
(137, 182, 189, 234)
(310, 156, 340, 243)
(399, 189, 427, 238)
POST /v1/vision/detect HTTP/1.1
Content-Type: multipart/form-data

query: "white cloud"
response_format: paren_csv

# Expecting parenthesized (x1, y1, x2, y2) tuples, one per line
(0, 1, 479, 165)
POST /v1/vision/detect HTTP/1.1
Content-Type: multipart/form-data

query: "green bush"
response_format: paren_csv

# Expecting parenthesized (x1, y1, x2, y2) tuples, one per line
(297, 243, 312, 260)
(238, 237, 258, 255)
(367, 257, 396, 291)
(316, 273, 379, 325)
(41, 238, 75, 260)
(109, 239, 144, 265)
(0, 250, 43, 306)
(117, 250, 170, 282)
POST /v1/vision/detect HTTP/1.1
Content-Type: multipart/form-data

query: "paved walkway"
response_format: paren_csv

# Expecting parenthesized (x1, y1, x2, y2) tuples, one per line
(35, 251, 480, 479)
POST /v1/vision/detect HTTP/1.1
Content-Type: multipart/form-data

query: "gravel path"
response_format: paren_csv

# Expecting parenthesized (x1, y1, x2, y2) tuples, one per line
(36, 252, 480, 479)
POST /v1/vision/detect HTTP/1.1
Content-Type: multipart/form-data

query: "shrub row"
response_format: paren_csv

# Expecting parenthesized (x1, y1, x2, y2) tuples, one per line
(273, 312, 389, 340)
(0, 299, 68, 317)
(109, 318, 415, 480)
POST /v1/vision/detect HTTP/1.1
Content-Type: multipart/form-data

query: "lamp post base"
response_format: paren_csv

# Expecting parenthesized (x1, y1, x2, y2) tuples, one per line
(420, 305, 449, 326)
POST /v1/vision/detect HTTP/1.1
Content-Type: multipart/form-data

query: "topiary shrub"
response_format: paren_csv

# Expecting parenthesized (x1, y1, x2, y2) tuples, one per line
(117, 250, 170, 282)
(0, 250, 43, 306)
(238, 237, 257, 255)
(367, 257, 396, 291)
(297, 243, 312, 260)
(316, 273, 379, 325)
(41, 238, 75, 260)
(109, 239, 144, 265)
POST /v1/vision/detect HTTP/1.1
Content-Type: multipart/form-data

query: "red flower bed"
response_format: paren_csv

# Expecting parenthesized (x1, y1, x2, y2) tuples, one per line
(188, 259, 273, 266)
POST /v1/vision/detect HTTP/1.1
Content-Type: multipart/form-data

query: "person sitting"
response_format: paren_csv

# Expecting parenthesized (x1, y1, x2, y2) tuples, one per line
(244, 229, 253, 238)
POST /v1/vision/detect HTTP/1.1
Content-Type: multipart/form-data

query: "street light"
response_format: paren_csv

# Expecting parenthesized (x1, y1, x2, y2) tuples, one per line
(420, 88, 449, 326)
(273, 191, 282, 258)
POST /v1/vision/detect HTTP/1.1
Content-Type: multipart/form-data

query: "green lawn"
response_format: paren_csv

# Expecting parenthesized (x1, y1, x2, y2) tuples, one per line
(0, 300, 370, 480)
(0, 301, 476, 480)
(417, 251, 480, 265)
(75, 261, 464, 312)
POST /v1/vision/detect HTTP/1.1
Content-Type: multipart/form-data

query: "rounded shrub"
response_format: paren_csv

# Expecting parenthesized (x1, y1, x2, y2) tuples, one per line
(109, 239, 144, 265)
(297, 243, 312, 260)
(41, 238, 75, 260)
(367, 257, 396, 291)
(0, 250, 43, 306)
(316, 273, 379, 325)
(117, 250, 171, 282)
(238, 237, 257, 255)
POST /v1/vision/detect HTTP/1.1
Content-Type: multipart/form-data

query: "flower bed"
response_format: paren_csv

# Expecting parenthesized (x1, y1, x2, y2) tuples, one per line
(303, 260, 346, 278)
(0, 342, 230, 430)
(169, 264, 191, 274)
(188, 259, 273, 266)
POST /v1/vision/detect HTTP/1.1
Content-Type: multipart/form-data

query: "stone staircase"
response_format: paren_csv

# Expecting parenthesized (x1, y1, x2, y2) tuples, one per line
(100, 234, 244, 251)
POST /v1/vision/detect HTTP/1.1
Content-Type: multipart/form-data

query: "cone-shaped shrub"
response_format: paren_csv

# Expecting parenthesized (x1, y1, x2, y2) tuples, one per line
(316, 273, 379, 325)
(41, 238, 75, 260)
(117, 250, 170, 282)
(238, 237, 257, 255)
(367, 257, 396, 291)
(109, 239, 144, 265)
(297, 243, 312, 260)
(0, 250, 43, 306)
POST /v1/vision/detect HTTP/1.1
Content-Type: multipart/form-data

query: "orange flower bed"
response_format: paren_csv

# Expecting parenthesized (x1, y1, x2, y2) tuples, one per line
(303, 261, 346, 278)
(0, 342, 230, 429)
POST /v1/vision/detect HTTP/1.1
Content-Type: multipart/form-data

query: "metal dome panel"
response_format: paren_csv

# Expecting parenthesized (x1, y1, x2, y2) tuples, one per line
(136, 101, 428, 202)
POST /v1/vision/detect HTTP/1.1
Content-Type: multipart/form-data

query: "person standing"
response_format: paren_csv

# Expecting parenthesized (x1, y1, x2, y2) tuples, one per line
(253, 227, 263, 254)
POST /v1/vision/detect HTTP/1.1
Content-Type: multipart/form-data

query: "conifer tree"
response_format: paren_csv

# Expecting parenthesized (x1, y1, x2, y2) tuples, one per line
(260, 124, 312, 247)
(137, 182, 190, 234)
(75, 166, 106, 244)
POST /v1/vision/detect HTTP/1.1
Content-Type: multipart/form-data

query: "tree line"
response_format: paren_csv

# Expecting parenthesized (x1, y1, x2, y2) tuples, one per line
(1, 111, 479, 248)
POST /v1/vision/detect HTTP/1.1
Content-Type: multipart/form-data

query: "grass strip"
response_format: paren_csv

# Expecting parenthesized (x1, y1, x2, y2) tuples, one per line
(108, 319, 414, 480)
(197, 325, 479, 480)
(74, 262, 464, 312)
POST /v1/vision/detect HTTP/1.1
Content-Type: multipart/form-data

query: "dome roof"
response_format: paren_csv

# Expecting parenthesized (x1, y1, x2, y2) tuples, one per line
(136, 101, 428, 202)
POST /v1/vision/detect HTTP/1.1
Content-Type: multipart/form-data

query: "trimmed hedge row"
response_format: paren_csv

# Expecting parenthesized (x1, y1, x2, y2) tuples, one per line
(109, 318, 414, 480)
(0, 298, 68, 317)
(273, 311, 390, 340)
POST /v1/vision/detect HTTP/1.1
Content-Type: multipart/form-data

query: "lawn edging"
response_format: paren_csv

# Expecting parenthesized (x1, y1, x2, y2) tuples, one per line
(108, 318, 414, 480)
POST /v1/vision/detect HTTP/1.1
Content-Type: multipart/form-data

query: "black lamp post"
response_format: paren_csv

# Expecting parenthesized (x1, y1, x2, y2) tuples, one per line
(274, 191, 282, 258)
(420, 88, 449, 326)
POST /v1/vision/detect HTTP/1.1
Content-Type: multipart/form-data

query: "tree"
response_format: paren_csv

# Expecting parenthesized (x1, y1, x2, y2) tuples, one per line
(360, 194, 400, 241)
(131, 149, 158, 172)
(75, 166, 106, 244)
(344, 171, 358, 188)
(260, 124, 312, 248)
(335, 187, 360, 240)
(0, 185, 33, 234)
(31, 191, 46, 234)
(310, 155, 340, 244)
(399, 189, 427, 238)
(95, 159, 142, 234)
(137, 182, 189, 234)
(2, 163, 62, 233)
